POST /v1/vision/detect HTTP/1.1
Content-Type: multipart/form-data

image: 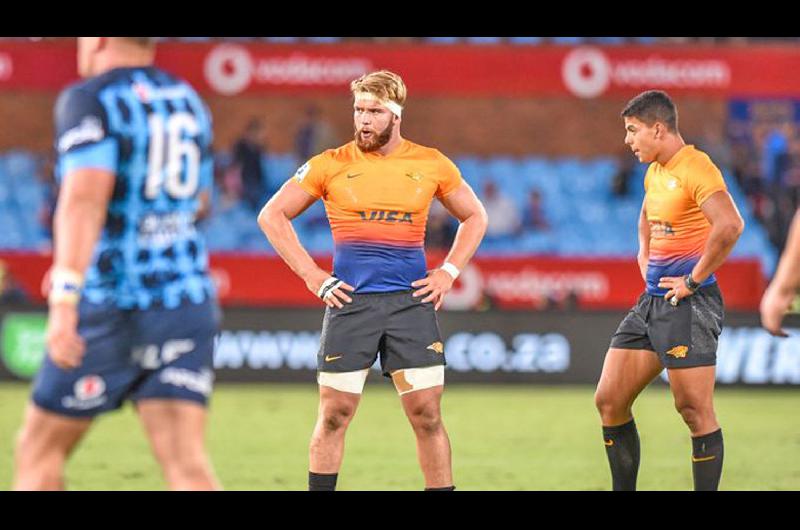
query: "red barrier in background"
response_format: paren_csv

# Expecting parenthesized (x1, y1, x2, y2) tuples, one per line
(0, 251, 766, 311)
(1, 41, 800, 98)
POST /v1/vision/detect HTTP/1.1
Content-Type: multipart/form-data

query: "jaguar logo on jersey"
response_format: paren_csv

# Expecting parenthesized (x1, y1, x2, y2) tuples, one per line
(62, 375, 108, 410)
(667, 178, 681, 191)
(357, 210, 413, 223)
(57, 116, 105, 153)
(667, 345, 689, 358)
(427, 342, 444, 354)
(406, 171, 424, 182)
(294, 161, 311, 183)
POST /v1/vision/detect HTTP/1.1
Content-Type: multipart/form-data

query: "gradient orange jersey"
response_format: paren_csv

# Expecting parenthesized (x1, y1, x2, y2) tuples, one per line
(644, 145, 727, 295)
(293, 139, 462, 292)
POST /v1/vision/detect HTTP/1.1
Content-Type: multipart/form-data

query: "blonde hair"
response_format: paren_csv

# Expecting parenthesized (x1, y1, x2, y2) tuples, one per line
(350, 70, 407, 107)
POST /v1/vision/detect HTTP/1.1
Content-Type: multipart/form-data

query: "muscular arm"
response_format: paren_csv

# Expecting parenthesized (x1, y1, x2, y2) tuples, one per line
(690, 190, 745, 284)
(257, 180, 353, 306)
(637, 198, 649, 282)
(46, 168, 115, 369)
(53, 168, 115, 279)
(438, 182, 489, 270)
(412, 182, 488, 309)
(760, 208, 800, 336)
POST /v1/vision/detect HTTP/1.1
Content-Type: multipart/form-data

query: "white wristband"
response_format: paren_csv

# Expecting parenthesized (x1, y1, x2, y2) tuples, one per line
(48, 268, 84, 305)
(440, 262, 460, 280)
(317, 276, 343, 300)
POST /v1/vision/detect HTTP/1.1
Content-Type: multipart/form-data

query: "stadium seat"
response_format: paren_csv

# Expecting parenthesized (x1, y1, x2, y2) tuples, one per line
(306, 37, 342, 44)
(262, 37, 300, 43)
(550, 37, 585, 45)
(426, 37, 461, 44)
(592, 37, 627, 45)
(264, 153, 300, 191)
(0, 149, 781, 268)
(508, 37, 544, 45)
(466, 37, 503, 45)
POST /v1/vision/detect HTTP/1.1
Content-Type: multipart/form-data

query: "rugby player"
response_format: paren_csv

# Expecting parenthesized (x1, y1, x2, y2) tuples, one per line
(594, 90, 744, 491)
(13, 37, 220, 490)
(258, 70, 488, 491)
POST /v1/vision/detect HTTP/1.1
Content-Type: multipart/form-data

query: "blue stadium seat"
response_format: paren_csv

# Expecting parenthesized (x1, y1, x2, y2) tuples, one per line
(592, 37, 627, 45)
(466, 37, 503, 45)
(264, 153, 300, 191)
(509, 37, 544, 45)
(426, 37, 461, 44)
(262, 37, 300, 43)
(453, 156, 484, 188)
(550, 37, 585, 45)
(306, 37, 342, 44)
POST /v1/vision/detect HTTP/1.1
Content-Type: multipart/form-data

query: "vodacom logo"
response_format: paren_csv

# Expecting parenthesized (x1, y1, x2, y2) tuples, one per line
(561, 47, 612, 99)
(0, 53, 13, 82)
(204, 44, 254, 96)
(562, 46, 731, 99)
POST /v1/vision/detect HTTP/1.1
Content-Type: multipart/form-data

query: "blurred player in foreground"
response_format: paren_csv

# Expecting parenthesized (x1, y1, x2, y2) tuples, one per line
(259, 70, 487, 491)
(761, 209, 800, 336)
(13, 37, 220, 490)
(594, 90, 744, 491)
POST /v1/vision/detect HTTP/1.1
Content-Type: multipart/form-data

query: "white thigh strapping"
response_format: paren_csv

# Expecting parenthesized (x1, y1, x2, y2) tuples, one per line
(317, 369, 370, 394)
(390, 365, 445, 395)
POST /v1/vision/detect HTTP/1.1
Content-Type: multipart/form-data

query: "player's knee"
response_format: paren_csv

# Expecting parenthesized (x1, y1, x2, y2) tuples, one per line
(165, 450, 213, 485)
(319, 403, 356, 433)
(674, 400, 710, 430)
(13, 432, 64, 490)
(594, 388, 623, 418)
(407, 404, 443, 436)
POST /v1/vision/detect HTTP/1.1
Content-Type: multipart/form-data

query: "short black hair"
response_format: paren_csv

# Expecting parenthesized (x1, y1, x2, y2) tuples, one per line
(621, 90, 678, 132)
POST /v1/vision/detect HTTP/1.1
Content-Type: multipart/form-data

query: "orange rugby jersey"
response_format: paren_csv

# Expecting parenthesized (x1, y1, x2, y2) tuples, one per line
(293, 139, 462, 292)
(644, 145, 727, 295)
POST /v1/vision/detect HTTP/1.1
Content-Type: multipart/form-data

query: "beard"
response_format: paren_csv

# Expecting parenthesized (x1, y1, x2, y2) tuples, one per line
(354, 118, 394, 152)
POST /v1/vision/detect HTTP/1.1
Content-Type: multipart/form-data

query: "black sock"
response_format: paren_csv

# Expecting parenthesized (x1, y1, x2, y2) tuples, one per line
(691, 429, 724, 491)
(425, 486, 455, 491)
(602, 419, 640, 491)
(309, 471, 338, 491)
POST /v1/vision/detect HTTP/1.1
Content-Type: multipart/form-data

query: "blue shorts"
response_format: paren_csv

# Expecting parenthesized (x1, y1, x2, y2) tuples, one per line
(32, 298, 220, 418)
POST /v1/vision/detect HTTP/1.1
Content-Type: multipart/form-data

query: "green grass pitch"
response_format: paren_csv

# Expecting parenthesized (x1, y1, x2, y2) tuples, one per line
(1, 382, 798, 490)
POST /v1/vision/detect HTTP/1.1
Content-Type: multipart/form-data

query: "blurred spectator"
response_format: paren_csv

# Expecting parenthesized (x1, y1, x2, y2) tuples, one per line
(520, 189, 549, 231)
(761, 122, 793, 191)
(39, 154, 58, 242)
(295, 105, 337, 162)
(482, 180, 521, 239)
(611, 151, 637, 197)
(697, 124, 732, 170)
(0, 260, 29, 305)
(425, 201, 457, 250)
(231, 118, 269, 212)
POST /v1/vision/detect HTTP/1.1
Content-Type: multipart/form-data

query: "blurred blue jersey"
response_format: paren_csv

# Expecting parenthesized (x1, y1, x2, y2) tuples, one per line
(54, 66, 215, 310)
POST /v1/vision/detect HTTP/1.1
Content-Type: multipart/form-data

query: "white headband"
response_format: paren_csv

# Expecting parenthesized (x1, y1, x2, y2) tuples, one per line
(354, 92, 403, 118)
